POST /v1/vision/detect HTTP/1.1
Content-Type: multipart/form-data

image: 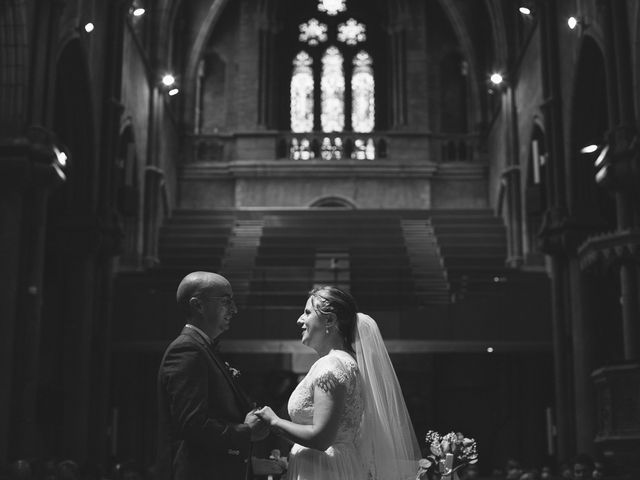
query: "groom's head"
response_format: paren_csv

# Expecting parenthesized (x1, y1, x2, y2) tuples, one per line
(177, 271, 237, 340)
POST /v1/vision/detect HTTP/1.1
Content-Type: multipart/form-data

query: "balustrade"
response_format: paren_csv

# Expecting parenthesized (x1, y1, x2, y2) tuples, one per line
(187, 131, 480, 163)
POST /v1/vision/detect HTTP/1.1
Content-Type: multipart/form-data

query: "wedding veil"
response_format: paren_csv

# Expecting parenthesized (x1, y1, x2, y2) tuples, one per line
(354, 313, 422, 480)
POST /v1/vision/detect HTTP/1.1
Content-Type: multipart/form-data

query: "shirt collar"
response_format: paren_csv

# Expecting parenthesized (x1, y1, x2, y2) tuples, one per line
(185, 323, 212, 344)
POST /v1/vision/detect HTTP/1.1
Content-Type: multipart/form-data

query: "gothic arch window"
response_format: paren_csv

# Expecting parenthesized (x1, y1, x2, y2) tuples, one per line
(291, 51, 315, 133)
(320, 46, 345, 132)
(289, 4, 375, 135)
(351, 51, 374, 133)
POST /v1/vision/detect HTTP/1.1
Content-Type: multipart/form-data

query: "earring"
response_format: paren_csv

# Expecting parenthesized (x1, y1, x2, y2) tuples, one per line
(325, 327, 329, 334)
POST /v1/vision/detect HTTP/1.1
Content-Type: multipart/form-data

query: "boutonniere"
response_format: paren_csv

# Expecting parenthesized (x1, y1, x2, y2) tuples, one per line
(225, 361, 241, 379)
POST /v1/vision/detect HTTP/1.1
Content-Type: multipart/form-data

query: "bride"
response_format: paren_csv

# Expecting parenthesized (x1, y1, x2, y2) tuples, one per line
(256, 286, 421, 480)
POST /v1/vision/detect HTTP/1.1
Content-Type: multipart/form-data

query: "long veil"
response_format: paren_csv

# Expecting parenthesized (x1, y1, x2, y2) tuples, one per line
(355, 313, 422, 480)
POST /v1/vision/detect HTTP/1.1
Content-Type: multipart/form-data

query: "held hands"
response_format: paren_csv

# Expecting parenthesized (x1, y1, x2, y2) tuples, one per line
(245, 409, 270, 442)
(255, 406, 280, 428)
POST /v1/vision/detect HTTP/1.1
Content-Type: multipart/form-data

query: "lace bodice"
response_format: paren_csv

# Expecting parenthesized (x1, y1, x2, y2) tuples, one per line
(288, 350, 364, 445)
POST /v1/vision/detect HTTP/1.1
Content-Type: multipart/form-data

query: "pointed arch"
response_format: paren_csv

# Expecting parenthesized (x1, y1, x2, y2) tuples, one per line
(183, 0, 231, 129)
(351, 51, 375, 133)
(291, 51, 315, 133)
(320, 46, 345, 133)
(435, 0, 482, 128)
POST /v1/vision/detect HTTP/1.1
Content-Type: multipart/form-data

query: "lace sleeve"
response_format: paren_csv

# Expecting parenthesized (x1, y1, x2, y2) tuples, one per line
(312, 355, 352, 398)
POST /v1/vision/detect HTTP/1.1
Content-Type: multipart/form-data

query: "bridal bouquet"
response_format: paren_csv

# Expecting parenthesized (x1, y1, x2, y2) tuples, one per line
(416, 431, 478, 480)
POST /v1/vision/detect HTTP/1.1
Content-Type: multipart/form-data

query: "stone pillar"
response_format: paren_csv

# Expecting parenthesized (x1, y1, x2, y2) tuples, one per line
(143, 88, 163, 267)
(388, 26, 407, 128)
(505, 86, 523, 267)
(548, 255, 573, 461)
(620, 264, 639, 360)
(0, 151, 30, 464)
(569, 259, 596, 454)
(6, 141, 66, 459)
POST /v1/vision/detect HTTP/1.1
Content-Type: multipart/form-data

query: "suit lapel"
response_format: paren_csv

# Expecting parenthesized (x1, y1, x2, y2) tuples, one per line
(182, 327, 251, 411)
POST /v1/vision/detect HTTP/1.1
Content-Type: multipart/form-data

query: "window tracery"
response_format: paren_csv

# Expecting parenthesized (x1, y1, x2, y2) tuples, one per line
(289, 1, 376, 160)
(317, 0, 346, 16)
(337, 18, 366, 45)
(299, 19, 328, 46)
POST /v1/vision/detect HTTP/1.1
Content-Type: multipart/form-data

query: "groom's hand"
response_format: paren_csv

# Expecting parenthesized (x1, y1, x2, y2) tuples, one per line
(245, 410, 269, 442)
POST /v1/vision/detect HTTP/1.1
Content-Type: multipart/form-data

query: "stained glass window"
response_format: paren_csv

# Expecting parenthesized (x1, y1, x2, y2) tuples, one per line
(317, 0, 346, 16)
(321, 46, 345, 133)
(351, 51, 374, 133)
(337, 18, 366, 45)
(299, 19, 328, 46)
(290, 51, 314, 133)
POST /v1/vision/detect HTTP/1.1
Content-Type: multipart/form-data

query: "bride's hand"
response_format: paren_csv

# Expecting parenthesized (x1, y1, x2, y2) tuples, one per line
(255, 406, 279, 427)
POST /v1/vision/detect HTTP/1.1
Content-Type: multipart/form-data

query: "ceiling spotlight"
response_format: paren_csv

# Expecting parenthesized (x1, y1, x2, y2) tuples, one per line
(490, 73, 504, 85)
(580, 144, 599, 154)
(568, 16, 578, 30)
(487, 347, 494, 353)
(168, 88, 179, 96)
(162, 74, 175, 87)
(519, 6, 532, 15)
(132, 7, 146, 16)
(84, 22, 95, 33)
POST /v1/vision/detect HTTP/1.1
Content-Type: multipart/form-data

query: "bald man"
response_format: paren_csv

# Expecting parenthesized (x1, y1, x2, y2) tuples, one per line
(156, 272, 268, 480)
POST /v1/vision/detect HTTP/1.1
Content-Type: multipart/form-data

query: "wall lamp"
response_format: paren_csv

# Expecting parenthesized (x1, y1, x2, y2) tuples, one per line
(519, 6, 532, 16)
(580, 143, 611, 185)
(487, 72, 507, 94)
(160, 74, 180, 96)
(490, 72, 504, 86)
(567, 16, 589, 32)
(25, 126, 70, 182)
(130, 0, 145, 17)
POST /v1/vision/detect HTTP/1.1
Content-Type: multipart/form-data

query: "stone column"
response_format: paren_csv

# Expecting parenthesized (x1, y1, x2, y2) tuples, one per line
(548, 255, 574, 461)
(620, 264, 639, 360)
(569, 259, 596, 454)
(6, 141, 66, 459)
(0, 151, 30, 464)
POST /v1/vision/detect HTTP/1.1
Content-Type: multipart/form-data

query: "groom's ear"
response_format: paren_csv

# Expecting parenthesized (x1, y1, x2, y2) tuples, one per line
(189, 296, 203, 315)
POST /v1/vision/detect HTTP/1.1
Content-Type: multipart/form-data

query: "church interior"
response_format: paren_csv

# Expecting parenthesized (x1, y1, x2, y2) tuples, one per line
(1, 0, 640, 478)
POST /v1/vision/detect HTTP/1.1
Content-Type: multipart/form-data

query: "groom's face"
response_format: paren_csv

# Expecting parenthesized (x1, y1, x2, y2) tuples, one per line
(297, 297, 324, 349)
(200, 285, 237, 339)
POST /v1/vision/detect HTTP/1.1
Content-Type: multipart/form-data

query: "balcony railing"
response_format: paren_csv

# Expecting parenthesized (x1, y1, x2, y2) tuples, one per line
(186, 131, 481, 163)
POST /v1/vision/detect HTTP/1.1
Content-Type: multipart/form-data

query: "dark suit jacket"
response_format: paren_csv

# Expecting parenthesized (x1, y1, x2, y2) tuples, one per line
(156, 327, 253, 480)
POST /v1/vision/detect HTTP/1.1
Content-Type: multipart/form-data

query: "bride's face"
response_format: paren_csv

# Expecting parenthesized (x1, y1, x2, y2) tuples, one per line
(297, 297, 325, 350)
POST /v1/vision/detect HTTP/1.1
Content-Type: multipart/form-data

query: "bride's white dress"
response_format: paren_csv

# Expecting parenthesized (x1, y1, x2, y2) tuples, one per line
(286, 349, 367, 480)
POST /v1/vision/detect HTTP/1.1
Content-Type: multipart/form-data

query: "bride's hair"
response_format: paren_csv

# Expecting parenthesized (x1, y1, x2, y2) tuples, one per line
(309, 286, 358, 353)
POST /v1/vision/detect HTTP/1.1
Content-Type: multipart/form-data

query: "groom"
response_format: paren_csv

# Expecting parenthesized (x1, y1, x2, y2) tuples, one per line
(156, 271, 268, 480)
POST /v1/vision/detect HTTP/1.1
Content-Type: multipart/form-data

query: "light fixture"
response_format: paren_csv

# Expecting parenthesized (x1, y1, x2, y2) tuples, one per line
(487, 347, 494, 353)
(490, 72, 504, 85)
(84, 22, 95, 33)
(567, 16, 590, 32)
(168, 88, 179, 96)
(161, 74, 175, 87)
(53, 146, 68, 167)
(519, 6, 532, 16)
(580, 144, 599, 154)
(594, 145, 610, 185)
(132, 7, 145, 16)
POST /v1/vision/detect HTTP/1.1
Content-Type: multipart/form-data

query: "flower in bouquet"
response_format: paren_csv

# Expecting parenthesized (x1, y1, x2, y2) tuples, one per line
(416, 430, 478, 479)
